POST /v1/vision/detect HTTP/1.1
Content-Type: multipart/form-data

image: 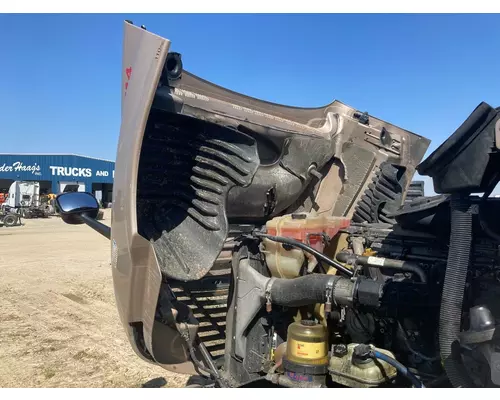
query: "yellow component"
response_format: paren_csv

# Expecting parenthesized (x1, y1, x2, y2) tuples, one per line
(314, 303, 327, 327)
(324, 232, 350, 273)
(294, 307, 305, 323)
(286, 320, 328, 366)
(288, 339, 327, 361)
(363, 248, 377, 256)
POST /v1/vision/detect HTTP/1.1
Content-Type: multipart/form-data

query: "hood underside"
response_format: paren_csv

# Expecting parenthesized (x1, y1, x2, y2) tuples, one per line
(134, 53, 430, 282)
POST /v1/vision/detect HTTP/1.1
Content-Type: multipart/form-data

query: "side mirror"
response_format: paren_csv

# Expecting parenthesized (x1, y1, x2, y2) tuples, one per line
(55, 192, 111, 239)
(55, 192, 99, 225)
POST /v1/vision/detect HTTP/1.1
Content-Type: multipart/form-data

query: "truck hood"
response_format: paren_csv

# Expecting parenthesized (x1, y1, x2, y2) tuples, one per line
(110, 21, 430, 373)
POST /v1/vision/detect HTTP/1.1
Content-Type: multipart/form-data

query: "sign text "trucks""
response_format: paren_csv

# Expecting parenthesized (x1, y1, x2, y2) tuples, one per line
(49, 166, 92, 178)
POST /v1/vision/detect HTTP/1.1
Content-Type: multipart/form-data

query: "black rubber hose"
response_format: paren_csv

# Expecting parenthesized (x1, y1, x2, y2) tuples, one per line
(269, 274, 343, 307)
(336, 252, 427, 283)
(439, 194, 476, 388)
(370, 350, 425, 388)
(254, 232, 354, 277)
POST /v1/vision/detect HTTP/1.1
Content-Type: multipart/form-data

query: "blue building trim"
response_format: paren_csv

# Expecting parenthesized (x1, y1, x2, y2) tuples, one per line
(0, 154, 114, 193)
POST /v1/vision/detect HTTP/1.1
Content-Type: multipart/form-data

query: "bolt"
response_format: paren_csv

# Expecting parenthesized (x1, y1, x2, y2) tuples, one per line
(308, 165, 322, 180)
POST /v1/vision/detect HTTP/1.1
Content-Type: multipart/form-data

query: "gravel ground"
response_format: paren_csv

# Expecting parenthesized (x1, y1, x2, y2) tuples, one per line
(0, 210, 188, 388)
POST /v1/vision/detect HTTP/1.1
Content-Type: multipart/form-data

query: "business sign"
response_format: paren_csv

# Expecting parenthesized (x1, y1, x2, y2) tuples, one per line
(49, 166, 92, 177)
(0, 155, 115, 184)
(49, 166, 115, 178)
(0, 161, 42, 176)
(0, 161, 114, 179)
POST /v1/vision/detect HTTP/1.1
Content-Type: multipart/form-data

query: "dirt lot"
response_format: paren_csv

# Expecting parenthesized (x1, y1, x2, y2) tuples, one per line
(0, 210, 188, 388)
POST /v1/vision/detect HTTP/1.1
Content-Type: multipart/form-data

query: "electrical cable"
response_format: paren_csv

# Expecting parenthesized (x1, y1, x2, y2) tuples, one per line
(253, 231, 354, 277)
(179, 325, 227, 387)
(187, 342, 213, 376)
(370, 349, 425, 388)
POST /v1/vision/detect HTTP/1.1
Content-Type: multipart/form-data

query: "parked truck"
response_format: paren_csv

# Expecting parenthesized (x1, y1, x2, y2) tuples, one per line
(3, 181, 50, 218)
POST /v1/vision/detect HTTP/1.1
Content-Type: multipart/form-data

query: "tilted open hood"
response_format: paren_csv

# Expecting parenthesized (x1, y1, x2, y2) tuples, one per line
(110, 21, 430, 373)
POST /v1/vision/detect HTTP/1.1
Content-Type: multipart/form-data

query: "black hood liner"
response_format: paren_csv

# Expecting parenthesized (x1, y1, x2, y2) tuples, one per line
(136, 110, 259, 281)
(418, 102, 500, 194)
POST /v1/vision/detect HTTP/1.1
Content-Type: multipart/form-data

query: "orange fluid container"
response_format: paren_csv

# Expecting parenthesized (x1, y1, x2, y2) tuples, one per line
(266, 213, 350, 251)
(263, 213, 350, 278)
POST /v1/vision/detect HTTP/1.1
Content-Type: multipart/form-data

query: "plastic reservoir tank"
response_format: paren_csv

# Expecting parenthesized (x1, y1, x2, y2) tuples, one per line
(262, 212, 350, 278)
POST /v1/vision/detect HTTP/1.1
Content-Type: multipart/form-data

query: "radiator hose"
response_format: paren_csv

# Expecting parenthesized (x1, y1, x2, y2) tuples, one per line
(267, 273, 384, 309)
(439, 194, 476, 387)
(269, 274, 343, 307)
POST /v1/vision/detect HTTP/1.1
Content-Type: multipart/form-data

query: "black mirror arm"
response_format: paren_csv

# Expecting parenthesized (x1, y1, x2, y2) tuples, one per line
(81, 213, 111, 240)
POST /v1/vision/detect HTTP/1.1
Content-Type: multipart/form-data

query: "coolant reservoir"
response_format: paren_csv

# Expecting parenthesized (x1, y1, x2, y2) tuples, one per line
(262, 212, 350, 278)
(328, 343, 397, 388)
(262, 237, 305, 279)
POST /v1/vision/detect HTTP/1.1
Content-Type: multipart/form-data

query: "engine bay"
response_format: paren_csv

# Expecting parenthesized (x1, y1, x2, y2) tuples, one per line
(113, 22, 500, 389)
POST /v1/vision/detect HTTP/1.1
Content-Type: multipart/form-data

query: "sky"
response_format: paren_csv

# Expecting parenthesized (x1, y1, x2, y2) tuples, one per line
(1, 13, 500, 194)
